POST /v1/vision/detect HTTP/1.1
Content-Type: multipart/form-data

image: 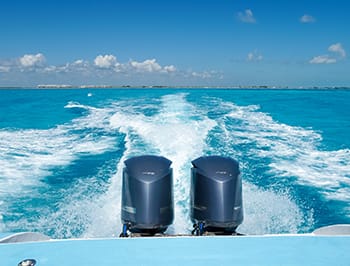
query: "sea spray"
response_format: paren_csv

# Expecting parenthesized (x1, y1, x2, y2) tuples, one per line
(1, 89, 348, 238)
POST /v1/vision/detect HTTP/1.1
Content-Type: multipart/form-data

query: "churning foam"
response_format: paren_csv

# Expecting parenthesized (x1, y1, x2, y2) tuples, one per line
(216, 100, 350, 203)
(3, 93, 337, 237)
(0, 104, 120, 235)
(81, 93, 217, 236)
(83, 93, 316, 236)
(0, 125, 115, 197)
(240, 182, 312, 234)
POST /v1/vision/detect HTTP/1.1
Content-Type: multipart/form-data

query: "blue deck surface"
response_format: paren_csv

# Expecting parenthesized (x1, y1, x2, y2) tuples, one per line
(1, 235, 350, 266)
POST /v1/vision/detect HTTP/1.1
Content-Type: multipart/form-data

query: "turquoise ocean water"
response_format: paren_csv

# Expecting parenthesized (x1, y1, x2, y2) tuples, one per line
(0, 88, 349, 239)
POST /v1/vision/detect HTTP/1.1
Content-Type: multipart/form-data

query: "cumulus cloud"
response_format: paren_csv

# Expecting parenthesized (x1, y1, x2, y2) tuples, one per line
(2, 52, 180, 77)
(70, 59, 90, 70)
(0, 66, 10, 72)
(247, 51, 263, 61)
(237, 9, 256, 23)
(130, 59, 162, 72)
(38, 55, 175, 75)
(328, 43, 346, 58)
(43, 65, 58, 73)
(94, 54, 118, 68)
(19, 53, 46, 67)
(129, 59, 176, 73)
(309, 55, 336, 64)
(190, 70, 222, 79)
(300, 14, 316, 23)
(164, 65, 176, 73)
(0, 52, 224, 86)
(41, 60, 89, 74)
(191, 71, 211, 79)
(310, 43, 346, 64)
(72, 59, 85, 65)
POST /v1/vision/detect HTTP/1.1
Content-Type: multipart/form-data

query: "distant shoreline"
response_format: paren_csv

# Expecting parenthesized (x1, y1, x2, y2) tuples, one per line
(1, 85, 350, 90)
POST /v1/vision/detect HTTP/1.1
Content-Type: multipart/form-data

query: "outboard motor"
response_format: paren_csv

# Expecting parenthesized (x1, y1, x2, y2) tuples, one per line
(190, 156, 243, 235)
(120, 155, 174, 237)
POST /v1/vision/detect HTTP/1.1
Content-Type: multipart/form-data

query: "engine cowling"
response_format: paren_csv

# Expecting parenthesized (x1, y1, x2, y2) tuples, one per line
(190, 156, 243, 235)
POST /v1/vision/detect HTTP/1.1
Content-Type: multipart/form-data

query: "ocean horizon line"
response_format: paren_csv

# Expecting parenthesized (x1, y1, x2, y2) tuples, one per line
(1, 85, 350, 90)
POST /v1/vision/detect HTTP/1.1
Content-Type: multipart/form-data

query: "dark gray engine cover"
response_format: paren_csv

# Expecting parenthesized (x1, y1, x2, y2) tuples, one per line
(121, 155, 174, 233)
(191, 156, 243, 232)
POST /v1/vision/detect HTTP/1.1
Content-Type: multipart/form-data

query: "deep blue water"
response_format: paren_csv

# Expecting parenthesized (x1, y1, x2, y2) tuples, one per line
(0, 88, 349, 238)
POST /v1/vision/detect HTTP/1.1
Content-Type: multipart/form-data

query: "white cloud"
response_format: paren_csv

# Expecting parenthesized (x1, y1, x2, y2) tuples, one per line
(43, 65, 58, 73)
(42, 60, 91, 74)
(309, 55, 337, 64)
(72, 59, 85, 65)
(247, 53, 254, 61)
(19, 53, 45, 67)
(130, 59, 162, 72)
(190, 70, 222, 79)
(129, 60, 177, 74)
(328, 43, 346, 58)
(0, 66, 10, 72)
(1, 53, 224, 86)
(237, 9, 256, 23)
(247, 51, 263, 61)
(300, 14, 316, 23)
(163, 65, 176, 73)
(71, 59, 90, 70)
(310, 43, 346, 64)
(94, 54, 118, 68)
(191, 72, 210, 78)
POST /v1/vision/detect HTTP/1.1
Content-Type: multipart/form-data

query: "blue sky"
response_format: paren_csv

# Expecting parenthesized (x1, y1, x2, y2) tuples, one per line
(0, 0, 349, 87)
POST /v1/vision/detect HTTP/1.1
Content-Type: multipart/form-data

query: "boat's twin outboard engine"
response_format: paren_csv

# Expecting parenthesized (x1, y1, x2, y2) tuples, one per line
(120, 155, 243, 237)
(190, 156, 243, 235)
(120, 155, 174, 237)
